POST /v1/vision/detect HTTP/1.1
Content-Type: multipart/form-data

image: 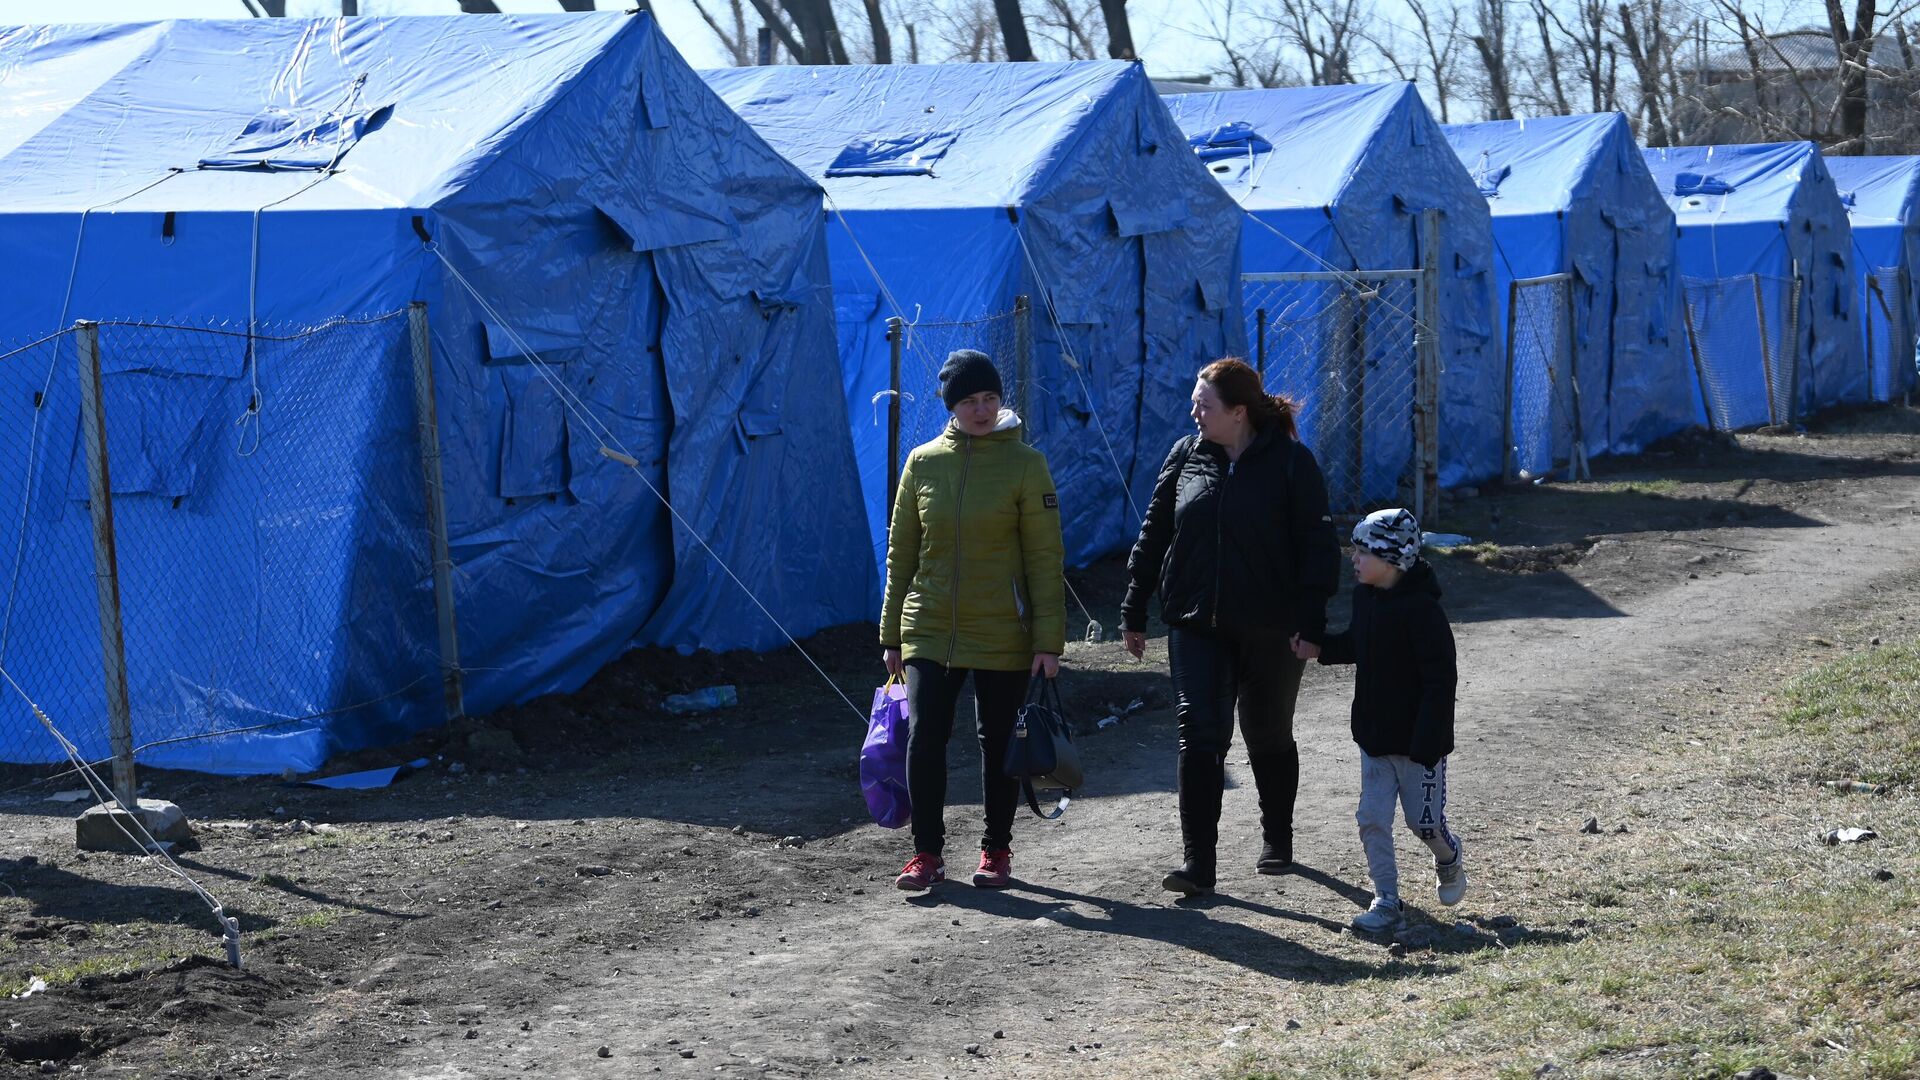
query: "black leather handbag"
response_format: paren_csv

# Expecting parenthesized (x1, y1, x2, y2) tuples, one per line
(1002, 676, 1081, 819)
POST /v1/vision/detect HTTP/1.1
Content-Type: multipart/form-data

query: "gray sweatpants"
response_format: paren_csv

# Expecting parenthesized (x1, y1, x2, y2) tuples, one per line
(1357, 753, 1460, 904)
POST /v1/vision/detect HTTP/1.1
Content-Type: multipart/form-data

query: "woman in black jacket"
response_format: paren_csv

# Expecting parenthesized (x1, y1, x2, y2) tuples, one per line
(1121, 358, 1341, 896)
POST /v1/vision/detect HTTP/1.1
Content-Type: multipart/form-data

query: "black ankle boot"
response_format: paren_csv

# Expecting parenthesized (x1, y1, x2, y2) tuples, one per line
(1168, 748, 1224, 894)
(1250, 744, 1299, 874)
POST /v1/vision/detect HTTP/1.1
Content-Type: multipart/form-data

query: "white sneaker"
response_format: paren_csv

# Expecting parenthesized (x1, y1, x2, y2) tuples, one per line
(1436, 853, 1468, 907)
(1351, 896, 1401, 933)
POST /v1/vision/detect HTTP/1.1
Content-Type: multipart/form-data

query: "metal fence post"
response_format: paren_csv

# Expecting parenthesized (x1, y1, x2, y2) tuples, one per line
(1563, 281, 1589, 481)
(886, 316, 904, 504)
(1682, 292, 1715, 430)
(1501, 280, 1519, 483)
(75, 320, 136, 810)
(1255, 307, 1267, 376)
(1751, 275, 1778, 426)
(1416, 209, 1442, 526)
(407, 303, 464, 722)
(1013, 296, 1033, 442)
(1785, 273, 1804, 423)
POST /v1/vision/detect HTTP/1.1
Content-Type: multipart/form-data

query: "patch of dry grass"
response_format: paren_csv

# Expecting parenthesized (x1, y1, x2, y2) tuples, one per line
(1210, 637, 1920, 1079)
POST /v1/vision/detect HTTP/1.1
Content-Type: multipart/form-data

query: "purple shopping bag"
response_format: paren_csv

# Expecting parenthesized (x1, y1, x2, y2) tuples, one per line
(859, 678, 911, 828)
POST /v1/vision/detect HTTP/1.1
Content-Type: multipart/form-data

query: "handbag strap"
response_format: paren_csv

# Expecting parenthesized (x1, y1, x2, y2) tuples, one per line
(1022, 778, 1070, 820)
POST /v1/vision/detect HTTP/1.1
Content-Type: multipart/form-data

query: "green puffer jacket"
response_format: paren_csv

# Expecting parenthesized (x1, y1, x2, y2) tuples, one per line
(880, 413, 1066, 671)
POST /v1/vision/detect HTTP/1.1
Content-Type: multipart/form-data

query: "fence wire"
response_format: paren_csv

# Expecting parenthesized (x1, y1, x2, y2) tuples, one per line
(0, 313, 443, 771)
(1505, 277, 1579, 481)
(887, 307, 1025, 467)
(1244, 273, 1422, 516)
(1682, 274, 1801, 430)
(0, 327, 108, 766)
(1865, 269, 1915, 402)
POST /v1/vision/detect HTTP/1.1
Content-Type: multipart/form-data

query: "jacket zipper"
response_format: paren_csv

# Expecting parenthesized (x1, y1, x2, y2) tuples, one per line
(947, 434, 974, 666)
(1211, 456, 1233, 628)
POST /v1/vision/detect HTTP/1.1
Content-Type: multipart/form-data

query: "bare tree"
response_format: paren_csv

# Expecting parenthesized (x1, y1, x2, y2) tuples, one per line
(995, 0, 1038, 60)
(689, 0, 755, 65)
(860, 0, 894, 62)
(1272, 0, 1373, 84)
(1185, 0, 1297, 87)
(1028, 0, 1104, 59)
(1472, 0, 1516, 119)
(1617, 0, 1672, 144)
(1404, 0, 1467, 121)
(1101, 0, 1136, 58)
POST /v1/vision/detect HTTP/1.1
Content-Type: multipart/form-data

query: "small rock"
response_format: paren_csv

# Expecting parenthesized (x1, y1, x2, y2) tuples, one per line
(520, 1020, 531, 1032)
(1872, 867, 1895, 882)
(964, 1043, 981, 1055)
(438, 831, 455, 843)
(447, 761, 468, 776)
(1535, 1065, 1562, 1078)
(1386, 942, 1407, 958)
(1613, 824, 1630, 834)
(1579, 817, 1600, 834)
(776, 836, 805, 849)
(464, 1029, 477, 1040)
(1732, 1069, 1776, 1080)
(1403, 992, 1420, 1002)
(1687, 554, 1709, 565)
(576, 865, 613, 877)
(1871, 636, 1884, 646)
(1285, 1019, 1301, 1030)
(597, 1045, 612, 1058)
(993, 1030, 1005, 1039)
(731, 825, 746, 836)
(39, 1063, 57, 1076)
(677, 1049, 695, 1059)
(1686, 571, 1698, 579)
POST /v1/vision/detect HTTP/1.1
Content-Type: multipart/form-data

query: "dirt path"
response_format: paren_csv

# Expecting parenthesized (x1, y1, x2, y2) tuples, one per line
(3, 415, 1919, 1079)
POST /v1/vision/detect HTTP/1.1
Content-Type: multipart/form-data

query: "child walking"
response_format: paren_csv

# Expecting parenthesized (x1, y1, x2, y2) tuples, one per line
(1294, 508, 1465, 931)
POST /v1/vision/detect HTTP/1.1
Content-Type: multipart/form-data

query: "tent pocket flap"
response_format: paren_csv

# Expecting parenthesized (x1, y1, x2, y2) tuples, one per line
(825, 132, 957, 177)
(498, 374, 569, 499)
(483, 315, 584, 365)
(1109, 197, 1188, 237)
(200, 101, 393, 171)
(589, 187, 735, 254)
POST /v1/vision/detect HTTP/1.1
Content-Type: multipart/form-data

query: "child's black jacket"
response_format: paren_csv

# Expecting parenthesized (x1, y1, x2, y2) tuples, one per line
(1319, 559, 1456, 766)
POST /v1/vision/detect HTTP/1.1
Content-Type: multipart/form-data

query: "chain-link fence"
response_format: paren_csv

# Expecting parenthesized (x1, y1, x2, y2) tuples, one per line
(1244, 271, 1430, 517)
(0, 310, 455, 781)
(1503, 275, 1582, 481)
(880, 303, 1027, 488)
(1682, 274, 1802, 430)
(1864, 268, 1914, 402)
(0, 327, 109, 769)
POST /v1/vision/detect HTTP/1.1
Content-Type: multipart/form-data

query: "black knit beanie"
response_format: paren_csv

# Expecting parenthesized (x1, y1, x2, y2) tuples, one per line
(938, 349, 1003, 410)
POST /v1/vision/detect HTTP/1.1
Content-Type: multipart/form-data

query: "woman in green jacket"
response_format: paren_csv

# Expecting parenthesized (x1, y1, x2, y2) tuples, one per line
(881, 349, 1066, 892)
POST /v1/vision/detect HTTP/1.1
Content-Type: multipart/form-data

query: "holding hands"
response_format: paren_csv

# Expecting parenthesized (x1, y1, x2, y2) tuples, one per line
(1289, 634, 1320, 661)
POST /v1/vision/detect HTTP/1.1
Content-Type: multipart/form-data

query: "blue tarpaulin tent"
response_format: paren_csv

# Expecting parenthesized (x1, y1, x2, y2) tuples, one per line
(704, 61, 1245, 571)
(1826, 155, 1920, 401)
(1444, 113, 1694, 472)
(1643, 142, 1862, 427)
(0, 14, 869, 773)
(1162, 84, 1502, 490)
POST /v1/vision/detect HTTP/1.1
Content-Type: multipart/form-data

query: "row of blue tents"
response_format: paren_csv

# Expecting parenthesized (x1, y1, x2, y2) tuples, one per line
(1, 11, 1915, 775)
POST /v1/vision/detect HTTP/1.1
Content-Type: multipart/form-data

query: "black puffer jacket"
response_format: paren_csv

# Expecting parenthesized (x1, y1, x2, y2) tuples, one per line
(1121, 428, 1340, 642)
(1318, 559, 1457, 766)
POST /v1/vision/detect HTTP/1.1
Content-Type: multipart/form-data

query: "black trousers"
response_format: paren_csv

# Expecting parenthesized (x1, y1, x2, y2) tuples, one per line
(1167, 625, 1306, 868)
(904, 659, 1031, 857)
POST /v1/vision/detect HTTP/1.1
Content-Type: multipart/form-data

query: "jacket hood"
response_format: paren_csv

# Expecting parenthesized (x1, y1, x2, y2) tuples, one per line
(1386, 559, 1442, 600)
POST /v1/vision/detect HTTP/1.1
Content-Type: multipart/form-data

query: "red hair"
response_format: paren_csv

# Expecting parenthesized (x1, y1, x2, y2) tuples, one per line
(1198, 357, 1298, 440)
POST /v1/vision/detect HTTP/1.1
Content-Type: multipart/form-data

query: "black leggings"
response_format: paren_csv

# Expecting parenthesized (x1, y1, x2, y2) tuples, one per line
(904, 659, 1031, 857)
(1168, 625, 1304, 760)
